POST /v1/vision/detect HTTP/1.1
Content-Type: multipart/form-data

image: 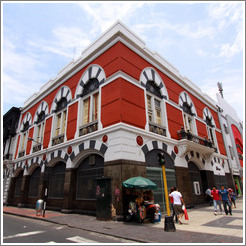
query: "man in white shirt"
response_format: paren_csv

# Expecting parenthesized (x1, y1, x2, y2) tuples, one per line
(169, 187, 185, 224)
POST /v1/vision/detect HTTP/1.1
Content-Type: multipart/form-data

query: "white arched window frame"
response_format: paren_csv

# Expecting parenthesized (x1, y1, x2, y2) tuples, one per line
(75, 65, 105, 137)
(18, 112, 32, 157)
(140, 67, 169, 136)
(51, 86, 72, 146)
(179, 91, 197, 135)
(203, 107, 218, 148)
(32, 101, 49, 152)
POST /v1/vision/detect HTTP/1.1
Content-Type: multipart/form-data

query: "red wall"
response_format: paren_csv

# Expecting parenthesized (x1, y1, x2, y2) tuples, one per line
(166, 103, 184, 140)
(26, 127, 34, 155)
(196, 119, 208, 139)
(66, 102, 78, 141)
(43, 117, 53, 149)
(101, 78, 146, 129)
(216, 131, 226, 156)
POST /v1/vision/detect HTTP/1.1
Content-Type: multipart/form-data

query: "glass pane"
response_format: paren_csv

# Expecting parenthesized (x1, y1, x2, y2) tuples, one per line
(92, 93, 99, 121)
(61, 110, 67, 134)
(83, 98, 90, 124)
(56, 113, 61, 136)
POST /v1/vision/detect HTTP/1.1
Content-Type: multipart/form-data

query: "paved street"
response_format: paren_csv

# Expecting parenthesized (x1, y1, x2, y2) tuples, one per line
(3, 214, 138, 244)
(3, 197, 244, 244)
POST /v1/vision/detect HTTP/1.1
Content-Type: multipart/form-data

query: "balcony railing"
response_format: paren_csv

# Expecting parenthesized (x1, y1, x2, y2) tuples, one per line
(3, 153, 13, 160)
(177, 128, 217, 152)
(33, 143, 42, 153)
(149, 122, 166, 137)
(52, 134, 64, 146)
(18, 151, 25, 158)
(79, 120, 98, 136)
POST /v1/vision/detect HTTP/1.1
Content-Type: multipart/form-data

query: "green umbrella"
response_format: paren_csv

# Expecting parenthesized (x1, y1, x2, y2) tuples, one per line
(122, 176, 158, 190)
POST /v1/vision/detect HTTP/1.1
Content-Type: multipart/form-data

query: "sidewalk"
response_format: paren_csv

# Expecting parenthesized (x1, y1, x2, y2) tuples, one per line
(3, 197, 244, 244)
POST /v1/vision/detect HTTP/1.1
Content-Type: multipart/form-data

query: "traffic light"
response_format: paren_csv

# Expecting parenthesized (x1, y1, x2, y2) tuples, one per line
(158, 153, 165, 165)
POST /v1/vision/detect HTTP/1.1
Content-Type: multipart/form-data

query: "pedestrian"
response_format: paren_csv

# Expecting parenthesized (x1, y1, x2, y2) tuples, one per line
(220, 185, 232, 215)
(228, 188, 236, 208)
(205, 187, 213, 206)
(210, 186, 222, 215)
(169, 187, 178, 223)
(169, 187, 185, 224)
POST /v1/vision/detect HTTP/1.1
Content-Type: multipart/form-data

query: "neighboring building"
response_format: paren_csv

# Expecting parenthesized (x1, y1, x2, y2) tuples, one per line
(3, 107, 21, 205)
(216, 93, 243, 195)
(7, 21, 233, 216)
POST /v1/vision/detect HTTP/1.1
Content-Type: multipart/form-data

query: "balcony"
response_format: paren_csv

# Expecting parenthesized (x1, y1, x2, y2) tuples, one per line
(18, 151, 25, 158)
(33, 143, 42, 153)
(149, 122, 166, 137)
(3, 153, 13, 160)
(52, 134, 64, 146)
(79, 120, 98, 136)
(177, 128, 217, 156)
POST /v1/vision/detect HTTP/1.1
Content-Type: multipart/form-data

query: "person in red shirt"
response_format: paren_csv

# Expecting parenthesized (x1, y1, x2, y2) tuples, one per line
(211, 186, 222, 215)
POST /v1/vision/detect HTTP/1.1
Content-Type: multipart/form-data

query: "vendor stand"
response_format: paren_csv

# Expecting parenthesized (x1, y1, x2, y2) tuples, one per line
(122, 176, 161, 223)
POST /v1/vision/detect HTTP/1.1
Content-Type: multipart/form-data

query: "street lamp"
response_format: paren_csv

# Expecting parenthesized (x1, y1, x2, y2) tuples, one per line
(28, 137, 48, 217)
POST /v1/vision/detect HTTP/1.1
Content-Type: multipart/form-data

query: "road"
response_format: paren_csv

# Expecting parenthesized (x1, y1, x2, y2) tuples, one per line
(3, 214, 137, 244)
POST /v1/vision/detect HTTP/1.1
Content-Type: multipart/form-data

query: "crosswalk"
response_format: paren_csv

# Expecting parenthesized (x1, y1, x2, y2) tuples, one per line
(3, 229, 134, 243)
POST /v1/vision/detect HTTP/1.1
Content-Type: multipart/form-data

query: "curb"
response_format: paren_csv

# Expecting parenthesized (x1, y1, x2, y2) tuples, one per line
(3, 210, 148, 243)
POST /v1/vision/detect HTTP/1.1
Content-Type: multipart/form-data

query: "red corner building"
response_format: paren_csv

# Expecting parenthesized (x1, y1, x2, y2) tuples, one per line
(7, 21, 240, 216)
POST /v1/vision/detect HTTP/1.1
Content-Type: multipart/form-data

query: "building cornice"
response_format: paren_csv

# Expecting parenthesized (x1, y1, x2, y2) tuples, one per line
(21, 21, 218, 114)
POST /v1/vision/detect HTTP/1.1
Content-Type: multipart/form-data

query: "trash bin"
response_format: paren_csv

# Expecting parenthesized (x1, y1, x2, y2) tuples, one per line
(36, 199, 44, 216)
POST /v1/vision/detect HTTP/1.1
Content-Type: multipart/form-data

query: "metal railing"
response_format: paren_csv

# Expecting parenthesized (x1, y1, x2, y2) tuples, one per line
(3, 153, 13, 160)
(79, 120, 98, 136)
(149, 122, 166, 137)
(32, 143, 42, 153)
(18, 150, 25, 158)
(177, 128, 217, 152)
(52, 134, 64, 146)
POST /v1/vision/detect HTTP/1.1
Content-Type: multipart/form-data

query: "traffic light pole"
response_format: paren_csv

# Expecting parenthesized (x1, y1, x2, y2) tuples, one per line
(161, 164, 170, 216)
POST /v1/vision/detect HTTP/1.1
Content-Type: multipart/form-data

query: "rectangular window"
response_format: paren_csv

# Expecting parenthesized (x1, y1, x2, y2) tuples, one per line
(83, 97, 90, 125)
(193, 181, 201, 195)
(147, 95, 153, 122)
(56, 113, 61, 136)
(208, 127, 215, 145)
(155, 99, 161, 125)
(61, 110, 67, 134)
(21, 133, 26, 151)
(229, 146, 234, 159)
(92, 93, 99, 121)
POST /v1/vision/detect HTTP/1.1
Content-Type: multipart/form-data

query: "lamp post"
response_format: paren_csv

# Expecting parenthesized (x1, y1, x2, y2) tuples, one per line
(28, 137, 48, 217)
(158, 152, 176, 232)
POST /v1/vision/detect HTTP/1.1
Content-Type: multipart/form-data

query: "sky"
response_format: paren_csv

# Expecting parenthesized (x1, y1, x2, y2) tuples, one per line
(2, 1, 245, 121)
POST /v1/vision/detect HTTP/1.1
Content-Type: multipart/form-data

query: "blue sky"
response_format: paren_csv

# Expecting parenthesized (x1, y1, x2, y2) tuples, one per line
(2, 1, 244, 120)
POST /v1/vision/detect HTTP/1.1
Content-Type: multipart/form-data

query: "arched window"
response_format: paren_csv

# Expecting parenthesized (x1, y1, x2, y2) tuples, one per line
(203, 107, 216, 147)
(18, 113, 32, 158)
(28, 167, 41, 198)
(52, 97, 68, 146)
(14, 170, 23, 197)
(33, 101, 49, 152)
(79, 79, 99, 136)
(76, 154, 103, 199)
(48, 162, 66, 199)
(179, 92, 196, 134)
(140, 68, 168, 136)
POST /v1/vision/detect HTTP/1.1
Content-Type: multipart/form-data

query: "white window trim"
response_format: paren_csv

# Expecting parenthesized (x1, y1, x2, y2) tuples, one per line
(80, 89, 99, 127)
(146, 92, 166, 127)
(53, 108, 67, 139)
(193, 181, 201, 195)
